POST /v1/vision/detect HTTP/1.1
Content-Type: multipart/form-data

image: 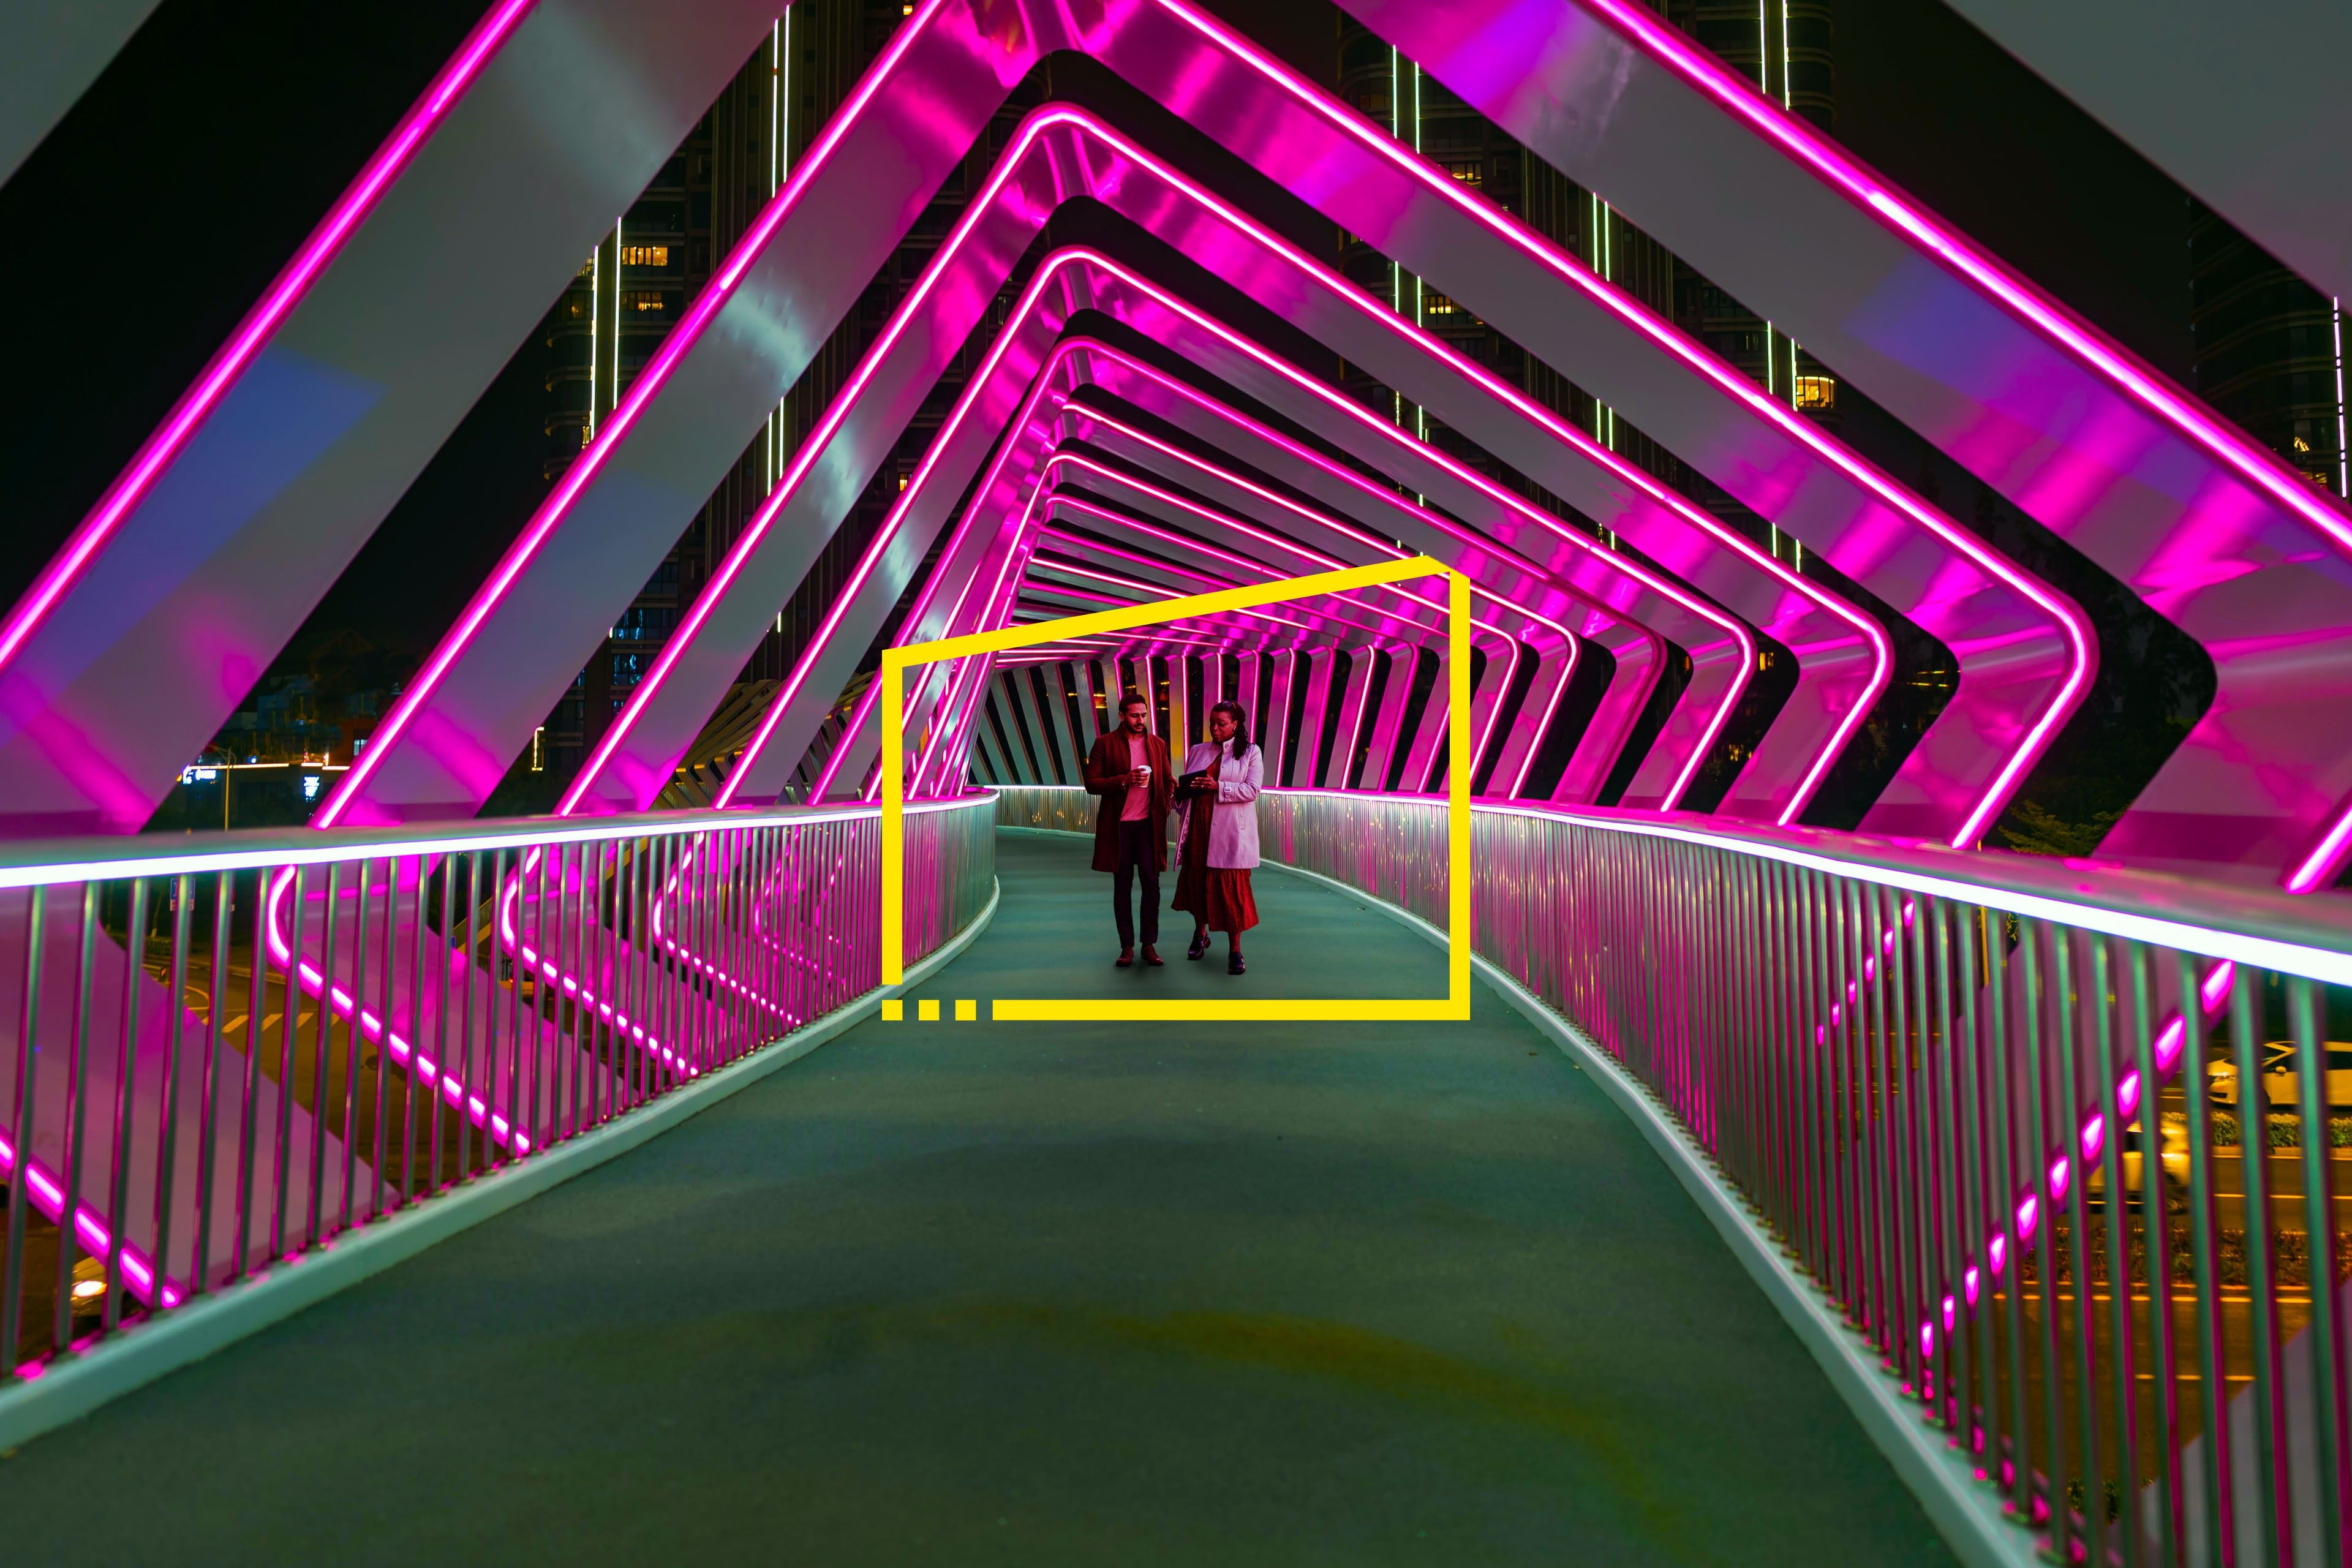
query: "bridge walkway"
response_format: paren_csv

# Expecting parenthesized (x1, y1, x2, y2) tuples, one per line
(2, 833, 1953, 1566)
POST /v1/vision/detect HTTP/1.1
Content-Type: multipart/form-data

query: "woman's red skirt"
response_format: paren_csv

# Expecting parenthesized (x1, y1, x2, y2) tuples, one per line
(1173, 861, 1258, 933)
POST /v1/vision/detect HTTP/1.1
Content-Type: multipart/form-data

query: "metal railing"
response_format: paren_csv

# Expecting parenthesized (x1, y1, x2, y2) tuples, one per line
(995, 782, 2352, 1564)
(2, 794, 993, 1384)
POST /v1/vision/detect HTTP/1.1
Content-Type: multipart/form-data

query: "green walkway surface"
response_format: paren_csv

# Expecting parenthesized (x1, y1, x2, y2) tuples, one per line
(1, 833, 1955, 1566)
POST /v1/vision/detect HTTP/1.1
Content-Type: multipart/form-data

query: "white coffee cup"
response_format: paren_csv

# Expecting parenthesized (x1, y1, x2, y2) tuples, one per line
(1135, 764, 1150, 777)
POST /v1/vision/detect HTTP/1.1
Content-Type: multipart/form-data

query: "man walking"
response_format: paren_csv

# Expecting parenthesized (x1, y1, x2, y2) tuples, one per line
(1082, 690, 1174, 967)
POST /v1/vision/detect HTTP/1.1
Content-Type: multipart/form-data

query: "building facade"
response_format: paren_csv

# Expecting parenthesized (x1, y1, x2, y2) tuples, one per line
(528, 2, 1044, 800)
(2188, 197, 2350, 499)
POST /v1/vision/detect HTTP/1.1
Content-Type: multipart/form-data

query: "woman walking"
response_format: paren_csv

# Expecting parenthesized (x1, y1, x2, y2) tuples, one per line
(1172, 701, 1264, 974)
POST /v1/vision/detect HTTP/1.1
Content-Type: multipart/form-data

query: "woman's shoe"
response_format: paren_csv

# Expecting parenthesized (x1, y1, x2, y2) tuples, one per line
(1227, 953, 1246, 975)
(1186, 933, 1210, 960)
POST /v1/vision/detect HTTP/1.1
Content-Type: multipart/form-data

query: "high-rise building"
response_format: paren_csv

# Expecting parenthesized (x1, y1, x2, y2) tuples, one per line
(1662, 1, 1838, 435)
(2188, 198, 2350, 499)
(1329, 9, 1838, 526)
(535, 36, 777, 782)
(530, 2, 1042, 797)
(1329, 7, 1967, 822)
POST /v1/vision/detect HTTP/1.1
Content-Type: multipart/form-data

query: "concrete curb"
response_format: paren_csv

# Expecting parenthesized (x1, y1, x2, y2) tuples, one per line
(0, 878, 1001, 1454)
(1257, 855, 2035, 1568)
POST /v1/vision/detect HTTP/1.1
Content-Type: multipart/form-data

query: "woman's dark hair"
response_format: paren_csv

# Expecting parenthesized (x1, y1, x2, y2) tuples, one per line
(1209, 701, 1250, 754)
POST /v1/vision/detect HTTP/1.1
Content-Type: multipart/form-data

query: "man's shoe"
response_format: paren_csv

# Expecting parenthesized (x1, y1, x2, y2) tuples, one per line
(1115, 948, 1134, 967)
(1142, 946, 1164, 967)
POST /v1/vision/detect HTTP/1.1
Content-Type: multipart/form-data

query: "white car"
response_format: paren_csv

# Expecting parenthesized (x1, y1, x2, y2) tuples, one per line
(2206, 1042, 2352, 1109)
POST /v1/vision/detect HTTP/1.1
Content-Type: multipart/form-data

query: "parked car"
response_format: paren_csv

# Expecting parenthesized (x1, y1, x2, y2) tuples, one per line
(2206, 1042, 2352, 1109)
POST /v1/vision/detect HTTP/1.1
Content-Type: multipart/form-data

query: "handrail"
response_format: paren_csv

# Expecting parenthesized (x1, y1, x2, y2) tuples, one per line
(1270, 788, 2352, 981)
(1004, 782, 2352, 979)
(1, 793, 995, 1394)
(993, 783, 2352, 1562)
(0, 793, 992, 890)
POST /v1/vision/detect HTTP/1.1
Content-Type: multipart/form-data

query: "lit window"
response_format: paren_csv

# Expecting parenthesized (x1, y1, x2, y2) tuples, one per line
(2293, 434, 2313, 454)
(1793, 375, 1837, 411)
(623, 290, 666, 314)
(902, 2, 914, 12)
(618, 244, 669, 267)
(302, 775, 322, 801)
(898, 471, 910, 491)
(1423, 292, 1457, 315)
(1446, 160, 1482, 187)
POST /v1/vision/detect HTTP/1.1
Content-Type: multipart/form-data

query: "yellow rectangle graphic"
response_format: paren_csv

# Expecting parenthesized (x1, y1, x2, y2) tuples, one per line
(881, 556, 1471, 1022)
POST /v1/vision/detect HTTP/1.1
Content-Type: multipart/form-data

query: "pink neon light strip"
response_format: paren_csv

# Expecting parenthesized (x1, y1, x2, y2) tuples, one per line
(1028, 551, 1352, 643)
(774, 349, 1095, 802)
(893, 494, 1058, 794)
(1033, 452, 1541, 651)
(1061, 407, 1579, 647)
(612, 241, 1107, 813)
(0, 1133, 183, 1311)
(281, 4, 975, 1095)
(541, 96, 1864, 824)
(895, 448, 1544, 796)
(1041, 401, 1585, 796)
(320, 0, 956, 829)
(790, 246, 1740, 808)
(1023, 532, 1494, 676)
(262, 867, 533, 1153)
(557, 106, 1099, 816)
(990, 460, 1553, 791)
(1052, 252, 1755, 804)
(1383, 0, 2352, 880)
(495, 855, 710, 1076)
(1033, 531, 1503, 662)
(1889, 946, 2237, 1363)
(1044, 437, 1545, 797)
(925, 585, 1520, 799)
(0, 0, 539, 680)
(1144, 2, 2090, 845)
(987, 121, 1765, 797)
(1559, 0, 2352, 559)
(506, 794, 976, 1087)
(1027, 160, 1883, 814)
(1019, 582, 1278, 643)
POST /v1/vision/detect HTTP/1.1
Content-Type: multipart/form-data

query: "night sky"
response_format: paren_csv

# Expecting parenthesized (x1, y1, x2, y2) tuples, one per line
(0, 0, 490, 649)
(1, 0, 2206, 676)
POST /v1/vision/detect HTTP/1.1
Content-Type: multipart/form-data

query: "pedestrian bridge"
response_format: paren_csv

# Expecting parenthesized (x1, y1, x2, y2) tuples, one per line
(6, 0, 2352, 1562)
(3, 824, 1957, 1564)
(4, 788, 2348, 1565)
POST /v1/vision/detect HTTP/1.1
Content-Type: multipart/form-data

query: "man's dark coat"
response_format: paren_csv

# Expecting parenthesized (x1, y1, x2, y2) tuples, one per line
(1082, 728, 1175, 872)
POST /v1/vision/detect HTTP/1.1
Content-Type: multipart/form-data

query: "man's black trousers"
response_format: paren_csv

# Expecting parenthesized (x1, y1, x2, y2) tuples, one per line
(1110, 816, 1159, 948)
